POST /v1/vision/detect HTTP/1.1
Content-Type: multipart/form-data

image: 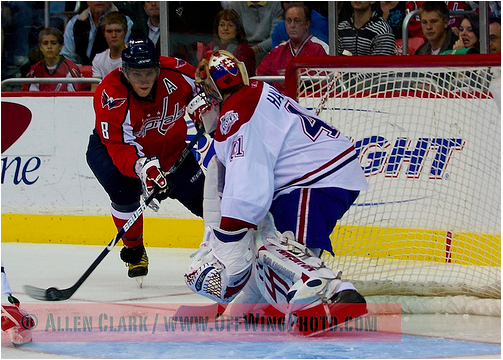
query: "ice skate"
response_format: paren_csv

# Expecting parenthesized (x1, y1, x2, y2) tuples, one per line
(121, 244, 149, 285)
(134, 276, 145, 288)
(126, 248, 148, 277)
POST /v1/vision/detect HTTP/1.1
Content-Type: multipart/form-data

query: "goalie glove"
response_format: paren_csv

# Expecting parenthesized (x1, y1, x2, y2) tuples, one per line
(135, 156, 167, 195)
(187, 93, 220, 134)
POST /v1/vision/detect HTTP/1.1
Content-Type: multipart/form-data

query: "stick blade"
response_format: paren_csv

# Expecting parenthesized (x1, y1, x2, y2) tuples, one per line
(23, 285, 72, 301)
(23, 285, 50, 301)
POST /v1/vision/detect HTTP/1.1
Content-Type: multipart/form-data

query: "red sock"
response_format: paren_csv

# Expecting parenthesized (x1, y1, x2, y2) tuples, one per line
(111, 211, 143, 248)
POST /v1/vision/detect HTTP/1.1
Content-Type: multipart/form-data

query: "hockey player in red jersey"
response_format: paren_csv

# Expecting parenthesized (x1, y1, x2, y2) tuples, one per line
(86, 37, 205, 281)
(184, 50, 367, 327)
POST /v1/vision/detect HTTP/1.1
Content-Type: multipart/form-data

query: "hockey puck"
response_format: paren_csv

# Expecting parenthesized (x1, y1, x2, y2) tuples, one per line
(45, 287, 61, 301)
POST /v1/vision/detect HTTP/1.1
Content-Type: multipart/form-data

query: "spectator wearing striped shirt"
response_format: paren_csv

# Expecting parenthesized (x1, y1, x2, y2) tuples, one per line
(337, 1, 395, 56)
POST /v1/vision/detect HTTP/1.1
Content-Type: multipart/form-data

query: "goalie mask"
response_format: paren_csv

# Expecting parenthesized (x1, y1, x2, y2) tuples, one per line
(195, 50, 249, 102)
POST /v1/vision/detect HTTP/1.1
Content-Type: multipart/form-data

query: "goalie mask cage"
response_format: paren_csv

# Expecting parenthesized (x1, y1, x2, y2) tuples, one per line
(285, 54, 501, 315)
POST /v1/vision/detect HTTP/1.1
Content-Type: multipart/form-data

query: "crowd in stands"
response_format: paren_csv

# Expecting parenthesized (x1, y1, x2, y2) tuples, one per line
(1, 1, 500, 93)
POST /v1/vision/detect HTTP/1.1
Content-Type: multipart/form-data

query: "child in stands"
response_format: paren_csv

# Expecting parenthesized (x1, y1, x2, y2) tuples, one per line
(22, 27, 82, 91)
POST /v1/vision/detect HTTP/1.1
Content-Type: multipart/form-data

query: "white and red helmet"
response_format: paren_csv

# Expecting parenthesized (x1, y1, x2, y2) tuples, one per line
(196, 50, 249, 101)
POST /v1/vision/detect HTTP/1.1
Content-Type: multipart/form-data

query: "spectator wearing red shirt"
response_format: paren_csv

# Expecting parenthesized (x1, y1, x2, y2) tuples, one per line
(22, 27, 82, 91)
(257, 3, 328, 92)
(200, 9, 256, 76)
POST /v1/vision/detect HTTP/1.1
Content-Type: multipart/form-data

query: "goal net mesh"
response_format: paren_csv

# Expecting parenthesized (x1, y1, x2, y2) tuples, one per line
(285, 55, 501, 314)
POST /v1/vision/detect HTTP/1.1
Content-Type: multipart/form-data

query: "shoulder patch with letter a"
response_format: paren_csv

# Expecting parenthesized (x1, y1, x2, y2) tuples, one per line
(163, 78, 178, 94)
(101, 90, 126, 110)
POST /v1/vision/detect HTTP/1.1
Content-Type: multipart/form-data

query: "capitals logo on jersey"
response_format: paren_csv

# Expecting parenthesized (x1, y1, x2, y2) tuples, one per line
(175, 58, 188, 68)
(101, 90, 127, 110)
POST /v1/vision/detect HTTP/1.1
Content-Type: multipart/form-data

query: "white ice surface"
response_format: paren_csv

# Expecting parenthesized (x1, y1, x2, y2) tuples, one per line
(1, 242, 500, 359)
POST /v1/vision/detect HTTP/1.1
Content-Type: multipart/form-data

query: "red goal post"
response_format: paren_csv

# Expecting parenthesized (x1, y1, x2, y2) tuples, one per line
(285, 54, 501, 315)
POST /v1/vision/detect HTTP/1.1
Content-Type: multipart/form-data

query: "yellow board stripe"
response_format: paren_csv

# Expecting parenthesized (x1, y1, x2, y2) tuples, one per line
(2, 214, 500, 266)
(1, 214, 204, 248)
(331, 225, 501, 266)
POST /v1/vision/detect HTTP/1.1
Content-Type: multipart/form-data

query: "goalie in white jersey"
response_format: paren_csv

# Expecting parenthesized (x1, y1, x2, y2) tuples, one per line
(184, 50, 369, 319)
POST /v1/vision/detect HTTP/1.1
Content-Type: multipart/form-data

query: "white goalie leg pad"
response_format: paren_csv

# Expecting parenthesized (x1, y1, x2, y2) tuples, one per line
(253, 214, 356, 311)
(185, 226, 215, 273)
(203, 156, 225, 229)
(184, 227, 254, 303)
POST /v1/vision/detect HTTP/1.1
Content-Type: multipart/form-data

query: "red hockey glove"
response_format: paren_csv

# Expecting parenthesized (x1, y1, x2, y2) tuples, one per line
(135, 156, 167, 194)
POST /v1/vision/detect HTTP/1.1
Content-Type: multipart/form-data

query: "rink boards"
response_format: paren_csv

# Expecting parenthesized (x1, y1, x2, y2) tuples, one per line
(1, 94, 500, 266)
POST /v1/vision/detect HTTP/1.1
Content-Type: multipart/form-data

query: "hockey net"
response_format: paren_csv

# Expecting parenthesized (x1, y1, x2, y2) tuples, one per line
(284, 55, 501, 315)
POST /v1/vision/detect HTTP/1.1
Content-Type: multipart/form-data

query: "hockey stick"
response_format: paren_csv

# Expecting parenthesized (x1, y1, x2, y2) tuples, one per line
(24, 127, 206, 301)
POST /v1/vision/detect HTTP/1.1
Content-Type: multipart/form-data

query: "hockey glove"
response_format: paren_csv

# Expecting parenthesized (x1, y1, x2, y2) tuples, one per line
(187, 93, 220, 134)
(135, 156, 167, 195)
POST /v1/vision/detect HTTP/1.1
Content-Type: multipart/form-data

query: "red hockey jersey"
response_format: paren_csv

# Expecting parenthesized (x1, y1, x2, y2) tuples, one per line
(256, 34, 328, 92)
(93, 57, 198, 178)
(22, 57, 82, 91)
(257, 35, 328, 77)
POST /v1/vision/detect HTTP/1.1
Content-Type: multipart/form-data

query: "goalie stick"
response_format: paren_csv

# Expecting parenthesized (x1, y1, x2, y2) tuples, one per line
(24, 127, 206, 301)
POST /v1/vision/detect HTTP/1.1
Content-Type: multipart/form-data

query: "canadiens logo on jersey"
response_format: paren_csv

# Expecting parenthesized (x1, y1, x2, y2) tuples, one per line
(220, 110, 239, 135)
(101, 90, 127, 110)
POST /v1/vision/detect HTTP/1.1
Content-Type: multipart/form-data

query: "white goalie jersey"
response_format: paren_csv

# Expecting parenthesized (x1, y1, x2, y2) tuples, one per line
(213, 80, 369, 226)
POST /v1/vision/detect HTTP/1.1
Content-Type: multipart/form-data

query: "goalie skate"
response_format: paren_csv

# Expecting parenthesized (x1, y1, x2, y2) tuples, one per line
(134, 276, 145, 288)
